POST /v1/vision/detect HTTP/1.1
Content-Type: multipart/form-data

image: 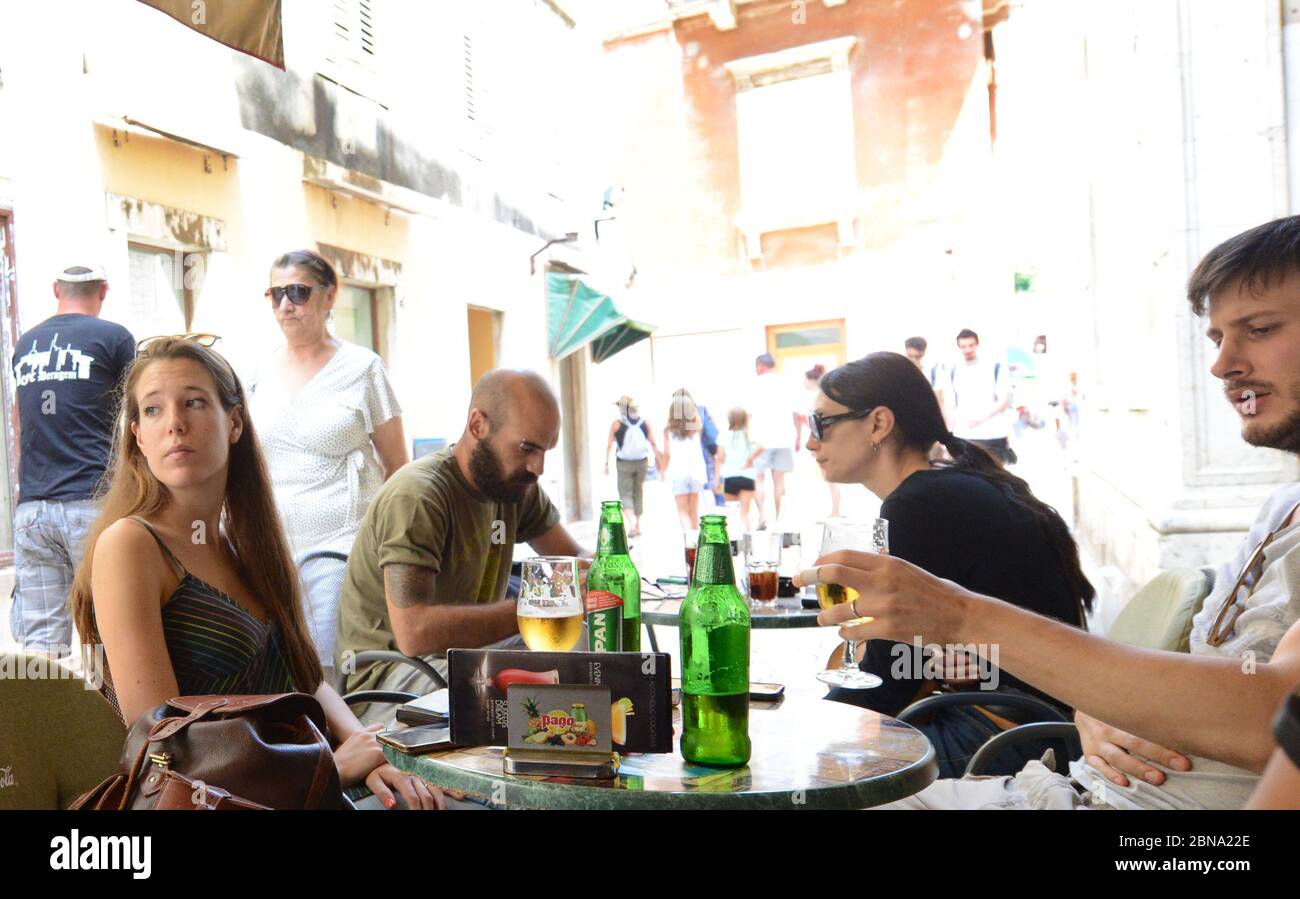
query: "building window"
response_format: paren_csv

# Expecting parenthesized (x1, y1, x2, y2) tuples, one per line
(333, 283, 376, 352)
(726, 37, 859, 260)
(320, 0, 383, 103)
(766, 319, 847, 373)
(127, 243, 200, 335)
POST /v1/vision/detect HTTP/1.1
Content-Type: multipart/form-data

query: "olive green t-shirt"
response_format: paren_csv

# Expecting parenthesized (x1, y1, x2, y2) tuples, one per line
(336, 447, 560, 692)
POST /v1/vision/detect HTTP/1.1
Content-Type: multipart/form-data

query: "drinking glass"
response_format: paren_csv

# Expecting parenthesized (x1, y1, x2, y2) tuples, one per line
(816, 518, 889, 689)
(516, 556, 584, 651)
(743, 532, 782, 609)
(683, 529, 700, 579)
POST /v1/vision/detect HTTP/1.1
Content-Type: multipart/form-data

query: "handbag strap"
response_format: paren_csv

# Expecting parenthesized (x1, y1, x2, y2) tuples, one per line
(116, 739, 153, 811)
(302, 716, 337, 809)
(148, 697, 229, 742)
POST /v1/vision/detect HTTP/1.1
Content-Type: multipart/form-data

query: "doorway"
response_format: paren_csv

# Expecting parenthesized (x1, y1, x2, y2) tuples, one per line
(0, 210, 19, 562)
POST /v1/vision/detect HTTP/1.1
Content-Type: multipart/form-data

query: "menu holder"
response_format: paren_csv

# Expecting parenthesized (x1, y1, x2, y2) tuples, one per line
(502, 683, 619, 778)
(447, 649, 673, 753)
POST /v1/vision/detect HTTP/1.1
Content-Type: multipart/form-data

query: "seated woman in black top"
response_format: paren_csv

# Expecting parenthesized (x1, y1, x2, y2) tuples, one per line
(809, 352, 1094, 777)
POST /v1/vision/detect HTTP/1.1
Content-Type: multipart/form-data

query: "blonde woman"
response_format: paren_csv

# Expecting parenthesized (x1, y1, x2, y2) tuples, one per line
(718, 407, 763, 533)
(661, 388, 711, 531)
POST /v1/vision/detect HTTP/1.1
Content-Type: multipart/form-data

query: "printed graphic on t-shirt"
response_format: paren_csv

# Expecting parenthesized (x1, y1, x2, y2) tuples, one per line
(13, 334, 97, 386)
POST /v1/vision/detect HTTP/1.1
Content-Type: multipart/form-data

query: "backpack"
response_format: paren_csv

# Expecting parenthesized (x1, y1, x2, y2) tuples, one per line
(615, 419, 652, 460)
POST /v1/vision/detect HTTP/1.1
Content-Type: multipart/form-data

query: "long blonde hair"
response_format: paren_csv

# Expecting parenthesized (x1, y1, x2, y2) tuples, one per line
(69, 338, 324, 694)
(666, 388, 700, 440)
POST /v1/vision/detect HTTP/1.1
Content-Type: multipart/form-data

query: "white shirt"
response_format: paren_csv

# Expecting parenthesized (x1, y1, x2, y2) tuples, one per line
(747, 372, 801, 451)
(947, 358, 1011, 441)
(250, 341, 401, 557)
(1070, 482, 1300, 809)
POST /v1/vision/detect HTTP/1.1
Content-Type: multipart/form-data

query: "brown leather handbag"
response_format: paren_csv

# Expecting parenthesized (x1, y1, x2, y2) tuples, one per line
(72, 694, 346, 810)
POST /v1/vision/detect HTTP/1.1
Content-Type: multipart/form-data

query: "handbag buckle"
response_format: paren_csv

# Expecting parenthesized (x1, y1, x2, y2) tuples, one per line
(148, 752, 173, 769)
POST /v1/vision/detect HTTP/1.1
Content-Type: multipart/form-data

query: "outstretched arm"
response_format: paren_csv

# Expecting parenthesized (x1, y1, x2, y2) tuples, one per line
(803, 551, 1300, 772)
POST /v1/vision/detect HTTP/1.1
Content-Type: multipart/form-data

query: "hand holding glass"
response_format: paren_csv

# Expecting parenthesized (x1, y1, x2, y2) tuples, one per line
(816, 519, 889, 689)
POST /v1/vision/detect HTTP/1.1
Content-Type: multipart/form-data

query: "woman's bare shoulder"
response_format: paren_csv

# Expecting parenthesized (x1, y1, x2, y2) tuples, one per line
(94, 519, 170, 583)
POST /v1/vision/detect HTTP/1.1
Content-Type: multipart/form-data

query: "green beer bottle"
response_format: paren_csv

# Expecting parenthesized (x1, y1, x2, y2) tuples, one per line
(587, 501, 641, 652)
(679, 514, 751, 767)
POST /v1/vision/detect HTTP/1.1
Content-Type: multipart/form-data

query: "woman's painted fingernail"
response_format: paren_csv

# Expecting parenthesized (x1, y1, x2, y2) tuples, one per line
(384, 796, 396, 809)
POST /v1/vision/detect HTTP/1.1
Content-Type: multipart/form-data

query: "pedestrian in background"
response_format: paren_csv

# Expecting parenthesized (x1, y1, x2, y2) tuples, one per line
(718, 407, 762, 533)
(603, 395, 661, 537)
(747, 353, 801, 528)
(661, 388, 711, 531)
(10, 262, 134, 655)
(944, 328, 1015, 465)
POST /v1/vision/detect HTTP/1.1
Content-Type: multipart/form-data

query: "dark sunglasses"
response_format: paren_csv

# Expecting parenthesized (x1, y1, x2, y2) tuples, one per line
(264, 283, 316, 305)
(137, 332, 222, 352)
(808, 406, 876, 441)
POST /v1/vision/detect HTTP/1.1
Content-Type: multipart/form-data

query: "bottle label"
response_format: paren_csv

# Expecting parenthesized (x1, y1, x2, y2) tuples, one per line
(586, 590, 623, 652)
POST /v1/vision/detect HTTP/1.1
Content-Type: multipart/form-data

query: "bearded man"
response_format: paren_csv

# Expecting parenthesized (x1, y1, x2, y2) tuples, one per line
(337, 369, 590, 723)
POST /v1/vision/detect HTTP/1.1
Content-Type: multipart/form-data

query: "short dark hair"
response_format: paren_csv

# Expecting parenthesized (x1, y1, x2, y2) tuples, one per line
(271, 249, 339, 288)
(904, 336, 927, 353)
(1186, 216, 1300, 316)
(755, 353, 776, 368)
(956, 329, 979, 343)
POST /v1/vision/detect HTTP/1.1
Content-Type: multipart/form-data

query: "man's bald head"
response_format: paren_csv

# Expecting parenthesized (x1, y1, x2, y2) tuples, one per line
(469, 369, 559, 428)
(460, 370, 561, 500)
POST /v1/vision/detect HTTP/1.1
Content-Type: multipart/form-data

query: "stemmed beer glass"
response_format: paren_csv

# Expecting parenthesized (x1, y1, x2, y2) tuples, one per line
(816, 518, 889, 689)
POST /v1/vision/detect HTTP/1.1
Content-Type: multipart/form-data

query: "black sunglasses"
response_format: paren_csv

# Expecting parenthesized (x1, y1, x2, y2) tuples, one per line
(808, 407, 876, 441)
(265, 283, 316, 305)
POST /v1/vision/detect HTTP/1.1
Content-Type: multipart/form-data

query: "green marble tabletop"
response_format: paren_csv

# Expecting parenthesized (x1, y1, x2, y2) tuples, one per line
(641, 597, 822, 629)
(384, 695, 937, 809)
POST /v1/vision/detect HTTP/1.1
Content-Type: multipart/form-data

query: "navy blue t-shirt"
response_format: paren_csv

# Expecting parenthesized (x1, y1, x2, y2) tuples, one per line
(13, 314, 135, 502)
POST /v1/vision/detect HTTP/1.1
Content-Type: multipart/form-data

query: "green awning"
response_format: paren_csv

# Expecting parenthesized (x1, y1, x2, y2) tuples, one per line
(546, 272, 654, 363)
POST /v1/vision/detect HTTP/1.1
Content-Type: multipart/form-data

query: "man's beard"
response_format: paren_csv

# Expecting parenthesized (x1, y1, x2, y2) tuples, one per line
(1243, 403, 1300, 454)
(469, 438, 538, 503)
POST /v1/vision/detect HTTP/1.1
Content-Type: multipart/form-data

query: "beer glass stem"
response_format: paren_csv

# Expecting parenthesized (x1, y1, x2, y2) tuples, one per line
(842, 639, 857, 671)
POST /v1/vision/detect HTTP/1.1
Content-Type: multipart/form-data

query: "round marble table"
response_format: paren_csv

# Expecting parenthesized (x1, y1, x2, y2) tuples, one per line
(383, 695, 937, 810)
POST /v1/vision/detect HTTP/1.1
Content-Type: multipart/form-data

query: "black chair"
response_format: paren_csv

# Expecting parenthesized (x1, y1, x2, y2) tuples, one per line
(896, 691, 1075, 777)
(964, 722, 1084, 776)
(334, 650, 448, 697)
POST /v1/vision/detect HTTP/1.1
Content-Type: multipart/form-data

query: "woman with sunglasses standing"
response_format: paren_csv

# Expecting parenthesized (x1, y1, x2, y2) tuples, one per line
(69, 337, 444, 808)
(806, 352, 1094, 778)
(250, 251, 407, 679)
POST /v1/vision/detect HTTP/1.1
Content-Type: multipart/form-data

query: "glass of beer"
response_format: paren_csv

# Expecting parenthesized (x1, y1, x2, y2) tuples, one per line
(516, 556, 585, 652)
(744, 532, 782, 609)
(816, 518, 888, 689)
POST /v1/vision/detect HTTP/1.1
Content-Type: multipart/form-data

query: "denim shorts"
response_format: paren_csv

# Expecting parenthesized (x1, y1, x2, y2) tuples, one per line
(753, 448, 794, 474)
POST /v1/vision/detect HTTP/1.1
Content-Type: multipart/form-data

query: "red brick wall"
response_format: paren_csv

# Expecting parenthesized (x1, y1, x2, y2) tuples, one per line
(605, 0, 984, 275)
